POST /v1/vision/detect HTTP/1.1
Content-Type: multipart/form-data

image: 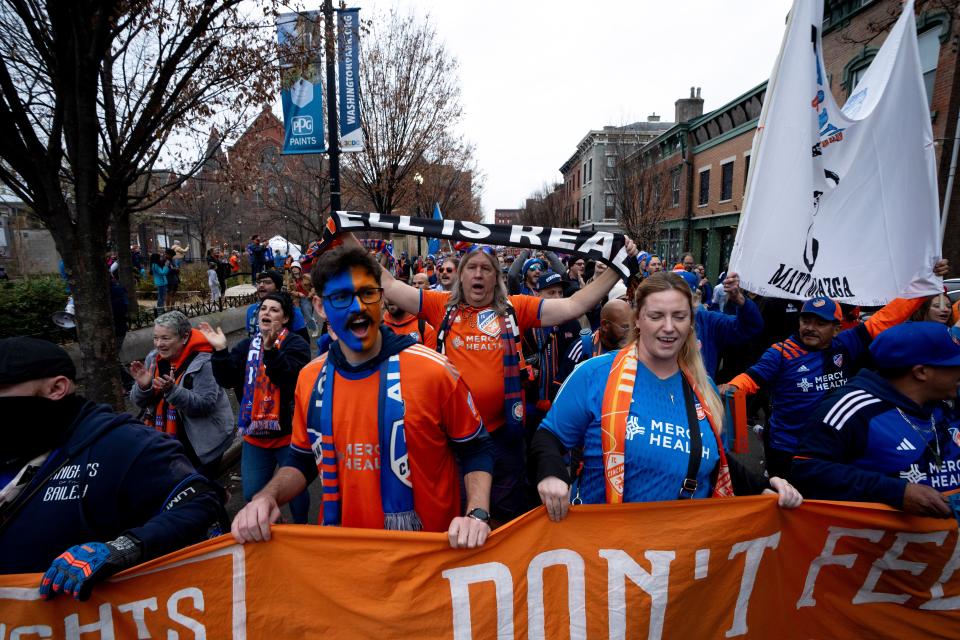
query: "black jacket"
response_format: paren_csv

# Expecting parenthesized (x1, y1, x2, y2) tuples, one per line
(210, 331, 311, 438)
(0, 398, 221, 574)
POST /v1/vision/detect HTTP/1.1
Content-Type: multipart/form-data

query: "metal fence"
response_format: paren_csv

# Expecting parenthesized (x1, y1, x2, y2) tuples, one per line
(128, 292, 258, 330)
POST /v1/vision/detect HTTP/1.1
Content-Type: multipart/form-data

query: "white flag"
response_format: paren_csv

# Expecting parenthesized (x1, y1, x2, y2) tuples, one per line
(731, 0, 941, 305)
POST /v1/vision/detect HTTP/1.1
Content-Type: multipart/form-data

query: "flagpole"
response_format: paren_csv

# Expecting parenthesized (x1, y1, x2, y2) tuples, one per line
(324, 0, 341, 213)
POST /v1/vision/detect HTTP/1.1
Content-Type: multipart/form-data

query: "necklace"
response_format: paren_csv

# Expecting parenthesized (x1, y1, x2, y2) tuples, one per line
(896, 408, 941, 468)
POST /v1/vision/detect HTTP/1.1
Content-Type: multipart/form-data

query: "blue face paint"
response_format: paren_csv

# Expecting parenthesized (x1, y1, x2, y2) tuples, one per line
(322, 270, 364, 351)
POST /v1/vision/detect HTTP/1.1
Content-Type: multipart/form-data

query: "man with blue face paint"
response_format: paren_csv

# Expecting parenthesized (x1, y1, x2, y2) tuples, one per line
(231, 247, 496, 548)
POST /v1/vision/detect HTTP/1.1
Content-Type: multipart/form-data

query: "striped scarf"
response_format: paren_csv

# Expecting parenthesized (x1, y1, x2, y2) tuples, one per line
(306, 351, 420, 530)
(532, 327, 558, 411)
(237, 329, 288, 437)
(600, 346, 734, 502)
(499, 312, 525, 436)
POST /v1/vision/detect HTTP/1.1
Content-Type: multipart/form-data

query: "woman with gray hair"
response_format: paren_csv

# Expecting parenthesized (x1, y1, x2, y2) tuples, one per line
(129, 311, 234, 480)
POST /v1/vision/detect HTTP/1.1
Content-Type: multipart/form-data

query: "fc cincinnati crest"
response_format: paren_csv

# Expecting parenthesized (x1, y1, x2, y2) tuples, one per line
(476, 310, 501, 338)
(833, 353, 843, 368)
(605, 453, 625, 495)
(951, 427, 960, 448)
(695, 402, 706, 421)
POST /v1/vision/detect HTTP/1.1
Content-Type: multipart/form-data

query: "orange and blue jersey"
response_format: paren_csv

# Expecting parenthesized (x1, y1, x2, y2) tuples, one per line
(729, 297, 924, 452)
(286, 341, 488, 532)
(792, 369, 960, 505)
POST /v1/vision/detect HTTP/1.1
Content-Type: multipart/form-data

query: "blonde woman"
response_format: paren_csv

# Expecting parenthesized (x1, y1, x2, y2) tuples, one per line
(532, 271, 802, 521)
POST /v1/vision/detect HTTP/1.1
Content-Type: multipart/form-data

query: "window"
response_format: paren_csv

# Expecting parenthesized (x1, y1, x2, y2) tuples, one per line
(671, 169, 681, 207)
(606, 155, 616, 168)
(587, 195, 592, 219)
(582, 196, 588, 220)
(720, 161, 734, 201)
(604, 194, 616, 220)
(918, 28, 940, 106)
(576, 199, 580, 221)
(698, 169, 710, 206)
(653, 177, 662, 207)
(744, 154, 751, 189)
(583, 162, 588, 184)
(588, 158, 593, 182)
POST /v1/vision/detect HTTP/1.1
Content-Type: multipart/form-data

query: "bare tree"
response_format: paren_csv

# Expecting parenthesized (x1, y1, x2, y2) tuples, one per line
(410, 138, 484, 223)
(834, 0, 959, 46)
(520, 183, 567, 228)
(615, 150, 674, 250)
(0, 0, 277, 405)
(343, 8, 469, 216)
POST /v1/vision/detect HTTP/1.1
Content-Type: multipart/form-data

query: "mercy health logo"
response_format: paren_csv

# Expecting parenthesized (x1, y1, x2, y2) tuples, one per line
(797, 378, 814, 392)
(0, 545, 248, 638)
(292, 115, 314, 136)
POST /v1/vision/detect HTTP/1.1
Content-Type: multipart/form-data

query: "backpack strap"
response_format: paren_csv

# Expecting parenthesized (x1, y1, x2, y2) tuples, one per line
(417, 318, 426, 345)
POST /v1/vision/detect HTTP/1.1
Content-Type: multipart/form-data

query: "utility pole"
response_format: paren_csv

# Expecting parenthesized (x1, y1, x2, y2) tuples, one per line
(323, 0, 341, 213)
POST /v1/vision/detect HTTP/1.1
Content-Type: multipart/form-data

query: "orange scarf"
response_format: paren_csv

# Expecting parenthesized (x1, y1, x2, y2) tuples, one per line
(150, 329, 213, 435)
(600, 345, 733, 502)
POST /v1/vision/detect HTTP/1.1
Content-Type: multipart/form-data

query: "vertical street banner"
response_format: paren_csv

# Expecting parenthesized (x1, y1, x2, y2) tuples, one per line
(277, 12, 327, 155)
(730, 0, 942, 306)
(337, 8, 363, 152)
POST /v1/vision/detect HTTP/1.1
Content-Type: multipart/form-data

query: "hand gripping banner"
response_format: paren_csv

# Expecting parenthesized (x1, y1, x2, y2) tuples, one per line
(319, 211, 636, 280)
(2, 498, 958, 638)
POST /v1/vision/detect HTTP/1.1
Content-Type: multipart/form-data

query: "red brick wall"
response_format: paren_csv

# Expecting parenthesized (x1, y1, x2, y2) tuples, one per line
(690, 129, 756, 218)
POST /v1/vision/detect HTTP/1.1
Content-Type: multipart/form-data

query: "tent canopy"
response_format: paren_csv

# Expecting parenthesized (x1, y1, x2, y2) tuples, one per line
(267, 235, 302, 260)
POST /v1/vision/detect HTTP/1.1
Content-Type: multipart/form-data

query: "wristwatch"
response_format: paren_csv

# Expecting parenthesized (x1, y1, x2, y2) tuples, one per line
(466, 507, 491, 525)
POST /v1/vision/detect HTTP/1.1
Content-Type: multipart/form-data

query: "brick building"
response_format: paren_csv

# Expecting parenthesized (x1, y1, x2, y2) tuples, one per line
(494, 208, 522, 225)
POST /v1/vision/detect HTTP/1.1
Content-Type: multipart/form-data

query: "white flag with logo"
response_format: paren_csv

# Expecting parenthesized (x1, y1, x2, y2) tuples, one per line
(731, 0, 941, 305)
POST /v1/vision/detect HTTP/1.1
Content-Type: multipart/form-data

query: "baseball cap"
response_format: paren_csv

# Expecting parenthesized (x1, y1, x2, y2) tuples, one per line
(870, 321, 960, 369)
(0, 337, 76, 384)
(289, 261, 303, 271)
(256, 270, 283, 289)
(671, 268, 699, 293)
(535, 270, 569, 292)
(800, 296, 843, 322)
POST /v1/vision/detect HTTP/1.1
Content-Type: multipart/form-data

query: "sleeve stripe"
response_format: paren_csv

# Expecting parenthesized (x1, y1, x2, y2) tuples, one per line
(449, 422, 485, 443)
(833, 398, 882, 430)
(823, 390, 870, 425)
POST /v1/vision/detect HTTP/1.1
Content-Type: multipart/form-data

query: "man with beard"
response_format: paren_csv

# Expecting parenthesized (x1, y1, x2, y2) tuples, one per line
(0, 338, 223, 599)
(353, 235, 638, 522)
(723, 259, 950, 479)
(383, 293, 438, 348)
(232, 247, 495, 547)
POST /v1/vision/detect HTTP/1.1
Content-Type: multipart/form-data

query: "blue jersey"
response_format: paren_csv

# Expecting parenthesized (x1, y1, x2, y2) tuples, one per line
(694, 298, 763, 376)
(745, 325, 871, 452)
(246, 302, 306, 336)
(540, 353, 719, 503)
(793, 370, 960, 506)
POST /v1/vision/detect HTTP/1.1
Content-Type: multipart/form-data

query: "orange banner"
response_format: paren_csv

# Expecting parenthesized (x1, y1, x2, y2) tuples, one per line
(2, 497, 959, 638)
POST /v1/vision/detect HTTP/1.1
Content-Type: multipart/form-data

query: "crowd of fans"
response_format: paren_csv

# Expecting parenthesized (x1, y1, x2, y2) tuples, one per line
(2, 229, 959, 602)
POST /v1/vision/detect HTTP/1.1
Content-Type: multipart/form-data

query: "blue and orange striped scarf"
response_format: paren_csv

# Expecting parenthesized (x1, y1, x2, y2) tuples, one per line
(306, 342, 420, 530)
(237, 329, 288, 436)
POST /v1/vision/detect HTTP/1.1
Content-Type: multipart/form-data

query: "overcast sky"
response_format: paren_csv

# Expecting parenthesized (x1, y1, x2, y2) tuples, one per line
(340, 0, 795, 218)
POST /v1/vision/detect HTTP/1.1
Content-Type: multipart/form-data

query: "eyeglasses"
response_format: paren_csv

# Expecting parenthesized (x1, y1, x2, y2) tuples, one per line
(323, 287, 384, 309)
(439, 267, 457, 274)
